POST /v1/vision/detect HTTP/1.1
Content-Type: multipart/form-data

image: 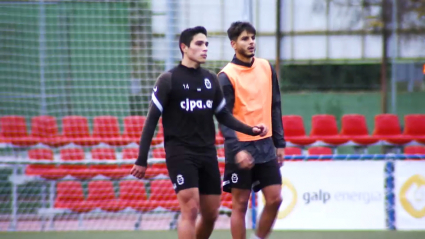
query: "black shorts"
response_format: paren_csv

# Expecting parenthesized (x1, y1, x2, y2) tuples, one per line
(222, 159, 282, 193)
(166, 154, 221, 195)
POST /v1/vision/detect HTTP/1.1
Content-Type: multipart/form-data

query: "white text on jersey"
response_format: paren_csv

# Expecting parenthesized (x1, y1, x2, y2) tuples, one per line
(180, 99, 213, 111)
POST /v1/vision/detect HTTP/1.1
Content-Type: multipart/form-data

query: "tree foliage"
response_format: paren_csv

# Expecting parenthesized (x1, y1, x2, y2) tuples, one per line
(317, 0, 425, 33)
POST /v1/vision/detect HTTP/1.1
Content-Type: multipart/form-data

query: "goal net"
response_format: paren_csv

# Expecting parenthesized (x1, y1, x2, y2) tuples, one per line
(0, 0, 256, 231)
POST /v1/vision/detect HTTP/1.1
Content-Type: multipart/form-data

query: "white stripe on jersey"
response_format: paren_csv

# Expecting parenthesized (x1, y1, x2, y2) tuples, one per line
(215, 98, 226, 114)
(152, 93, 163, 112)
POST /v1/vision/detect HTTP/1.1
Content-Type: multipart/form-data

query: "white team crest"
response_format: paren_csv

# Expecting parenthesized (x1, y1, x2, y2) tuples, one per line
(204, 78, 211, 89)
(177, 174, 184, 185)
(231, 173, 238, 183)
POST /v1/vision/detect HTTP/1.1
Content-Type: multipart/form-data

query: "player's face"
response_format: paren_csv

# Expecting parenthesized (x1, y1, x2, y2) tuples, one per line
(183, 33, 209, 64)
(233, 30, 256, 58)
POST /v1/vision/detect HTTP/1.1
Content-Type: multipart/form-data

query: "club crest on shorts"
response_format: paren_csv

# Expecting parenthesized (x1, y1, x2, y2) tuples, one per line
(204, 78, 211, 89)
(177, 174, 184, 185)
(231, 173, 238, 183)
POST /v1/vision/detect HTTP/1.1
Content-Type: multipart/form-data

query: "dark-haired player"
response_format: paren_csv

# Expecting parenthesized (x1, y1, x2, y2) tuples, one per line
(130, 26, 268, 239)
(218, 21, 286, 239)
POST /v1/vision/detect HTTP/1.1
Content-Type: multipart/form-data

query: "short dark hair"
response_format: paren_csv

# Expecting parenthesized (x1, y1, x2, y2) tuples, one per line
(178, 26, 207, 57)
(227, 21, 256, 41)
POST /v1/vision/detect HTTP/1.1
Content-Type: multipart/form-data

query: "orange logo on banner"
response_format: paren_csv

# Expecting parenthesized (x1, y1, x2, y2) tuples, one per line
(399, 174, 425, 218)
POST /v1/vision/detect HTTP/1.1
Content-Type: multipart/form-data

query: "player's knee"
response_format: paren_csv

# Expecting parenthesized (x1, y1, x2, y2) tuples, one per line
(265, 194, 282, 209)
(233, 197, 249, 213)
(180, 199, 199, 221)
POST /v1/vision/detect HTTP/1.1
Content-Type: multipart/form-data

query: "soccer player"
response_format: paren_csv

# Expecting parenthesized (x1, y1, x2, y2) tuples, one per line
(218, 21, 286, 239)
(130, 26, 268, 239)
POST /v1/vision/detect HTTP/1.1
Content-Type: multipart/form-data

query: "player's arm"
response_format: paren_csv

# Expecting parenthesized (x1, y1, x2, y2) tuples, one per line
(213, 74, 261, 136)
(134, 72, 171, 167)
(270, 63, 286, 148)
(215, 72, 244, 158)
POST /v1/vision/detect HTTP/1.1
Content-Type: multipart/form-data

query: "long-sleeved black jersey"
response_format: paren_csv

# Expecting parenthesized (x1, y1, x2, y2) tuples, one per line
(218, 56, 286, 164)
(135, 63, 260, 166)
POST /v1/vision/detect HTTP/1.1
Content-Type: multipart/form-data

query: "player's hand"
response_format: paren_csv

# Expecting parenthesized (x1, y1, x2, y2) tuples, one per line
(235, 150, 254, 169)
(253, 123, 268, 137)
(130, 164, 147, 179)
(276, 148, 285, 167)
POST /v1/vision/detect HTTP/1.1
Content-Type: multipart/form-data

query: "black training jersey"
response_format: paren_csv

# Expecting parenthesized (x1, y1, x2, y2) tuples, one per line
(155, 64, 224, 149)
(135, 63, 258, 166)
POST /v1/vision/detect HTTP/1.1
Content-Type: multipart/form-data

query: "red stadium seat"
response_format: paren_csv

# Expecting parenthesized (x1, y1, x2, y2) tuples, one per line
(149, 148, 168, 177)
(151, 120, 164, 145)
(149, 180, 180, 211)
(221, 192, 232, 209)
(372, 114, 411, 145)
(284, 147, 303, 161)
(62, 116, 97, 146)
(93, 116, 129, 146)
(25, 148, 64, 180)
(217, 147, 225, 174)
(403, 114, 425, 144)
(121, 147, 138, 170)
(404, 146, 425, 154)
(31, 116, 67, 147)
(308, 147, 333, 161)
(310, 115, 349, 145)
(216, 130, 224, 145)
(284, 147, 302, 155)
(122, 116, 146, 144)
(59, 148, 95, 180)
(146, 163, 168, 179)
(0, 115, 36, 146)
(282, 115, 316, 146)
(91, 148, 124, 179)
(152, 147, 166, 159)
(340, 114, 379, 145)
(146, 148, 168, 178)
(218, 161, 225, 176)
(404, 146, 425, 161)
(54, 181, 92, 213)
(217, 147, 225, 158)
(308, 147, 333, 155)
(122, 148, 168, 179)
(122, 147, 139, 160)
(118, 180, 152, 212)
(86, 180, 124, 212)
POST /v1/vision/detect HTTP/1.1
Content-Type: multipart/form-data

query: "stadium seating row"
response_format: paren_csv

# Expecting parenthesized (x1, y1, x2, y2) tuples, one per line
(1, 114, 424, 147)
(25, 147, 169, 180)
(23, 145, 425, 180)
(54, 179, 233, 213)
(284, 114, 425, 146)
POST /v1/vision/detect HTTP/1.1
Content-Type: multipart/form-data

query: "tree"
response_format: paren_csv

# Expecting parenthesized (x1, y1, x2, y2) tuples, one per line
(315, 0, 425, 113)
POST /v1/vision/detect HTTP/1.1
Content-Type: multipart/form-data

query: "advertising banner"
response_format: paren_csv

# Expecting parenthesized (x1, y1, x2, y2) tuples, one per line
(394, 161, 425, 230)
(257, 161, 386, 230)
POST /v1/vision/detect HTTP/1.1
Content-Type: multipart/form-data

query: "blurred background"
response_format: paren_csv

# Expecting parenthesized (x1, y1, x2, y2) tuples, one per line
(0, 0, 424, 238)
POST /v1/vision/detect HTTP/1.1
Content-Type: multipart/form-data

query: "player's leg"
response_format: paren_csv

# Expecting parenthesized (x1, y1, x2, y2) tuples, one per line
(252, 160, 282, 239)
(196, 155, 222, 239)
(167, 156, 201, 239)
(231, 188, 252, 239)
(223, 163, 253, 239)
(197, 194, 220, 239)
(176, 188, 200, 239)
